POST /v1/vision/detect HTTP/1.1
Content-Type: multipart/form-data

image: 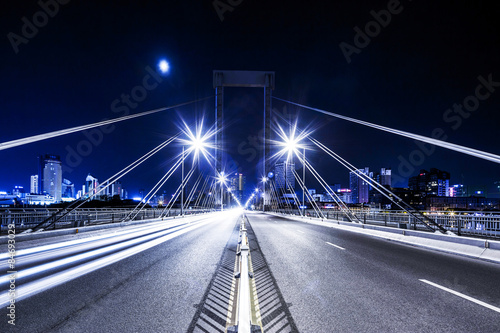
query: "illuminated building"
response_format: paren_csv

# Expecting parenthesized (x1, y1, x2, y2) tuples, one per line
(275, 161, 295, 191)
(229, 173, 245, 203)
(30, 175, 38, 194)
(350, 167, 370, 204)
(409, 168, 450, 197)
(38, 154, 62, 202)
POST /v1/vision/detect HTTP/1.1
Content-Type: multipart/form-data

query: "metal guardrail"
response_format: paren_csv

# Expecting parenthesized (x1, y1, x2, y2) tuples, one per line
(272, 209, 500, 239)
(227, 215, 263, 333)
(0, 208, 214, 234)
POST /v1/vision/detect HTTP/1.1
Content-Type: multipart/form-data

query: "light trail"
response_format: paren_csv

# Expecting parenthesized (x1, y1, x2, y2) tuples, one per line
(0, 218, 191, 263)
(0, 219, 202, 285)
(273, 97, 500, 164)
(0, 97, 212, 151)
(0, 213, 227, 307)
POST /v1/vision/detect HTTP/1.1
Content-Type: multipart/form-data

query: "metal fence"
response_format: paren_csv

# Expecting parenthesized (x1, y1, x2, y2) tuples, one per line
(0, 208, 214, 234)
(272, 208, 500, 239)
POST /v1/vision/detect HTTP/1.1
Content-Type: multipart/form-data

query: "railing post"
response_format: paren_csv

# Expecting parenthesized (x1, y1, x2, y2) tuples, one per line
(457, 216, 462, 236)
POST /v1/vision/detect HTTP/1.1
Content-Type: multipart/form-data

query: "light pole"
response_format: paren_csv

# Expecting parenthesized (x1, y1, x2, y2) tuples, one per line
(302, 147, 305, 216)
(261, 177, 268, 212)
(218, 172, 227, 211)
(181, 145, 185, 216)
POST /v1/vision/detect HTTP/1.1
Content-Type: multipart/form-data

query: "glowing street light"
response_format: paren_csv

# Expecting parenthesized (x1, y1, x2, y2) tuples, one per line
(178, 119, 216, 216)
(272, 121, 311, 162)
(272, 121, 312, 213)
(218, 171, 227, 211)
(261, 176, 268, 212)
(180, 119, 215, 165)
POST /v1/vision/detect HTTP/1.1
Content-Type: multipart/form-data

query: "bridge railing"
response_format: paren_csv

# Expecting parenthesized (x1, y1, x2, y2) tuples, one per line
(271, 208, 500, 239)
(0, 207, 215, 234)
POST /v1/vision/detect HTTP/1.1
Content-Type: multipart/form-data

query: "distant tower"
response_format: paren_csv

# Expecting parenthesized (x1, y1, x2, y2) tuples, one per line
(62, 179, 75, 198)
(349, 167, 370, 204)
(85, 174, 99, 197)
(228, 173, 245, 203)
(30, 175, 39, 194)
(379, 168, 391, 187)
(38, 154, 62, 202)
(275, 161, 295, 191)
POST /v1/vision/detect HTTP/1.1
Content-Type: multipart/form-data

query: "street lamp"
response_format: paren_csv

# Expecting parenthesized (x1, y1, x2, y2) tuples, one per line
(275, 122, 311, 214)
(179, 120, 213, 215)
(181, 145, 185, 215)
(261, 176, 268, 212)
(218, 171, 227, 211)
(302, 148, 305, 216)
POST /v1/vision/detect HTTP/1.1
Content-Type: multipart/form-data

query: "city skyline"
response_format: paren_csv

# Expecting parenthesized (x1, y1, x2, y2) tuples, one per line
(2, 151, 499, 207)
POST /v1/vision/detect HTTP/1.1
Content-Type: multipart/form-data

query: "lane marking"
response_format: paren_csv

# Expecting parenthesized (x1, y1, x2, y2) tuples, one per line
(326, 242, 345, 250)
(296, 230, 305, 234)
(419, 279, 500, 314)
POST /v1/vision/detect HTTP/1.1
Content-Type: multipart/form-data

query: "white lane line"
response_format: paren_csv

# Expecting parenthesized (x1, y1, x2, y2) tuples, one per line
(419, 279, 500, 314)
(296, 230, 305, 234)
(326, 242, 345, 250)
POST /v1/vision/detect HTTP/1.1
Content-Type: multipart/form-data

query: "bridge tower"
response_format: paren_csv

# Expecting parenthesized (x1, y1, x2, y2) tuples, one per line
(213, 70, 275, 208)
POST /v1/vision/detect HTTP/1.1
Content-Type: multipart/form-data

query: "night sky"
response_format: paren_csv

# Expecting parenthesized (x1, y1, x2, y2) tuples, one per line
(1, 0, 499, 199)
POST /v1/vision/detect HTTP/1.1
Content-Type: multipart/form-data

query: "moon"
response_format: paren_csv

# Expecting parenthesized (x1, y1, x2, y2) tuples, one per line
(158, 59, 169, 74)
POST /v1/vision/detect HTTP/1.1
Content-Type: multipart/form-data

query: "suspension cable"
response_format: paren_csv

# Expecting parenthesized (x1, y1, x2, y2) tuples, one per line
(273, 97, 500, 164)
(0, 97, 212, 150)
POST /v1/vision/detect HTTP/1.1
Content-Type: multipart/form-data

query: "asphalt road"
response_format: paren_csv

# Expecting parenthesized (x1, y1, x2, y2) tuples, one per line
(3, 210, 499, 332)
(246, 212, 500, 333)
(1, 211, 241, 333)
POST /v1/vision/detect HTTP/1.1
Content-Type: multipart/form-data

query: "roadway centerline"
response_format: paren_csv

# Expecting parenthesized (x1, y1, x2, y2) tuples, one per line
(419, 279, 500, 314)
(326, 241, 345, 250)
(296, 230, 305, 234)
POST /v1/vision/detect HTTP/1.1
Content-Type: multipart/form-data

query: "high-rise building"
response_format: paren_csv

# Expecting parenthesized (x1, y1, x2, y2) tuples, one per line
(379, 168, 391, 186)
(350, 167, 370, 204)
(62, 179, 75, 198)
(450, 184, 467, 197)
(30, 175, 38, 194)
(111, 181, 123, 198)
(229, 173, 245, 203)
(38, 154, 62, 202)
(86, 174, 99, 197)
(368, 168, 391, 187)
(408, 168, 450, 197)
(275, 161, 295, 191)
